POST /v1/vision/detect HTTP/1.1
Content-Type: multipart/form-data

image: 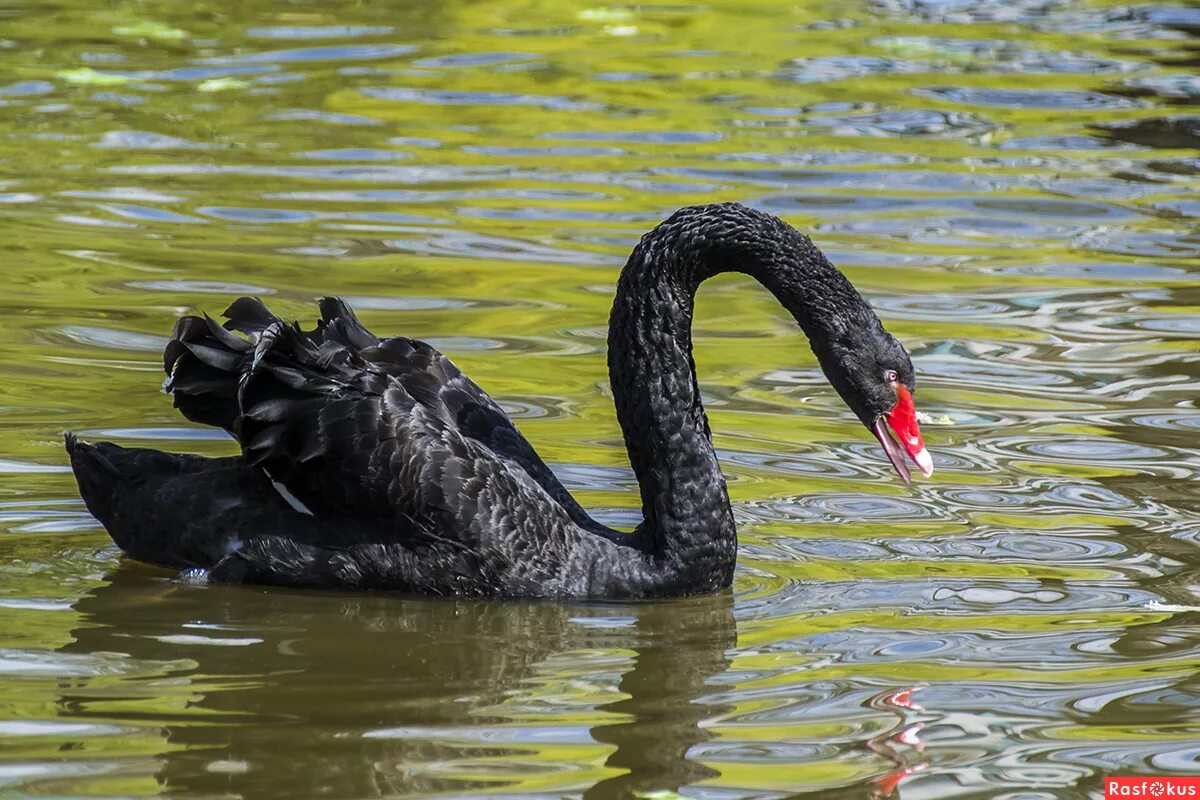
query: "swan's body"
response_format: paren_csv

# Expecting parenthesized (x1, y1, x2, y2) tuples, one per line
(67, 203, 932, 598)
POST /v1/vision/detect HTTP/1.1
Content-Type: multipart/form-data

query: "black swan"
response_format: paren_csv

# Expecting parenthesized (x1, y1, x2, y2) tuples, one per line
(66, 203, 932, 598)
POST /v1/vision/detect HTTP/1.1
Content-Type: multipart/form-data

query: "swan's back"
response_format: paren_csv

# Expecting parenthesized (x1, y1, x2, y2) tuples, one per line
(168, 297, 599, 530)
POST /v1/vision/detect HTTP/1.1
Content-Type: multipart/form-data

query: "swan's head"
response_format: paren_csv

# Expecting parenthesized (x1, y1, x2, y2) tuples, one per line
(812, 322, 933, 485)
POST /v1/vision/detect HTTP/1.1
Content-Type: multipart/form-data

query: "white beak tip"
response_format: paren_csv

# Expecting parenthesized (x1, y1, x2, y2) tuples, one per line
(912, 447, 934, 478)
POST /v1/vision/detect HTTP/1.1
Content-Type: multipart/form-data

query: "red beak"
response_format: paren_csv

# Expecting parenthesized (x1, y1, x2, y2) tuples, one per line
(872, 384, 933, 485)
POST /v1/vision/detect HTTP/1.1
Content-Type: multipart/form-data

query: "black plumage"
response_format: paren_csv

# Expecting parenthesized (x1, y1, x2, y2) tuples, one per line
(67, 202, 921, 598)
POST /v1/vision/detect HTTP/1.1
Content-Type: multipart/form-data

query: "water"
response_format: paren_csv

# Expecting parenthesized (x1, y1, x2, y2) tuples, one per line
(1, 0, 1198, 796)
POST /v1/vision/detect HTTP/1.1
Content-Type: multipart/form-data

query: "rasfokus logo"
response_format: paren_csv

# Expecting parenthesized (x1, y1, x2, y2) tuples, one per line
(1107, 778, 1200, 798)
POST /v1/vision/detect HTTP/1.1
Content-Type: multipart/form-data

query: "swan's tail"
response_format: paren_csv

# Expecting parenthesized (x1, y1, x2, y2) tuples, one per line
(163, 296, 379, 438)
(64, 433, 122, 529)
(63, 434, 187, 557)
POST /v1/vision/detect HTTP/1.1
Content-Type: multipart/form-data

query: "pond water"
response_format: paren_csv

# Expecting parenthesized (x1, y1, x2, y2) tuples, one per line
(2, 0, 1199, 797)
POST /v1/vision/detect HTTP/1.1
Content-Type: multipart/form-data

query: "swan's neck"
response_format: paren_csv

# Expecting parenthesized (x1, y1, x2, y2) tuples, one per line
(607, 203, 875, 587)
(608, 246, 735, 586)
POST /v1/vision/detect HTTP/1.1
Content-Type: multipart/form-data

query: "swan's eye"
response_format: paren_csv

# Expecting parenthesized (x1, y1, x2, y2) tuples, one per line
(884, 369, 898, 383)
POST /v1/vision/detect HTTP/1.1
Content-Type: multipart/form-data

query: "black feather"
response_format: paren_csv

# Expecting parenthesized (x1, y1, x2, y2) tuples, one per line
(223, 296, 277, 335)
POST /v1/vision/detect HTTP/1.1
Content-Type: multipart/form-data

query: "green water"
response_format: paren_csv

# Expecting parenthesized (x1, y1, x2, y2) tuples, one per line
(2, 0, 1199, 796)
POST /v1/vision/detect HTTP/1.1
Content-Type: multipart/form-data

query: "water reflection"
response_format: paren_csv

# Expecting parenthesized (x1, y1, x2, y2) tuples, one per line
(61, 569, 737, 798)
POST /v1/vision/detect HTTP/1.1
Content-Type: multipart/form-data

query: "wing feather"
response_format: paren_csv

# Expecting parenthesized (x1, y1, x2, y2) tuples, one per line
(164, 296, 597, 554)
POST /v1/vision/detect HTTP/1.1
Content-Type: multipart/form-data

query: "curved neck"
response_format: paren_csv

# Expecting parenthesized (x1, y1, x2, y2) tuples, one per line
(607, 203, 875, 584)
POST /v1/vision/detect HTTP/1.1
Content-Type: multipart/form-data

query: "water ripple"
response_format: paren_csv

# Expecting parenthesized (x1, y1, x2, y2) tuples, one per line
(920, 86, 1141, 110)
(200, 44, 419, 65)
(362, 86, 602, 111)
